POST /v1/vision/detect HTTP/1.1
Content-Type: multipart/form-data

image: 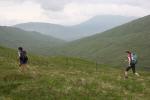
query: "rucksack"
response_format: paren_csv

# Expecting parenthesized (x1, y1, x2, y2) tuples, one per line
(20, 50, 28, 61)
(131, 53, 137, 64)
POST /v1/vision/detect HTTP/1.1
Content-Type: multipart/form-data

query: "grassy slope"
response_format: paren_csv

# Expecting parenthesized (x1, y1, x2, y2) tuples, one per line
(0, 26, 66, 55)
(55, 15, 150, 68)
(0, 46, 150, 100)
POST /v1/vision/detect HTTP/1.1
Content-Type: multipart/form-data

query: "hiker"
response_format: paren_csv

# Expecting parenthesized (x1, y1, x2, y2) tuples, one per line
(124, 51, 139, 78)
(18, 47, 28, 72)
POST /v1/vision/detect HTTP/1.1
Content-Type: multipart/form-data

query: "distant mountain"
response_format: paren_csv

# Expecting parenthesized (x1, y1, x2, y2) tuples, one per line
(71, 15, 136, 35)
(55, 15, 150, 68)
(14, 15, 136, 41)
(0, 26, 66, 55)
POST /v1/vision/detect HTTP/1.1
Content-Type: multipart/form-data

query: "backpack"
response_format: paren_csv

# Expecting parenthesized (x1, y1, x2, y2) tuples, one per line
(20, 50, 28, 61)
(131, 53, 137, 64)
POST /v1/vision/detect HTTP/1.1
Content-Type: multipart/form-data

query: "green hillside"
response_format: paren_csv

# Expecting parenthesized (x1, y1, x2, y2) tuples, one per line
(0, 26, 66, 55)
(55, 15, 150, 68)
(0, 46, 150, 100)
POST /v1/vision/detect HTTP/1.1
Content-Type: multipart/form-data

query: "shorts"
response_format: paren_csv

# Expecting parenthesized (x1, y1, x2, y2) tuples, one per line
(19, 57, 28, 64)
(126, 63, 136, 73)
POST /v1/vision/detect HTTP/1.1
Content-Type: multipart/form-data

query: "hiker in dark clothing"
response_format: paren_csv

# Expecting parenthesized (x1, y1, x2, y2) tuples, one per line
(18, 47, 28, 72)
(124, 51, 140, 78)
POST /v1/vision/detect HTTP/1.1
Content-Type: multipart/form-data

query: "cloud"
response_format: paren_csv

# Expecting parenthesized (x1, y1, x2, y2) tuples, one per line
(33, 0, 150, 11)
(0, 0, 150, 26)
(2, 0, 150, 11)
(35, 0, 69, 11)
(43, 2, 150, 25)
(0, 1, 50, 25)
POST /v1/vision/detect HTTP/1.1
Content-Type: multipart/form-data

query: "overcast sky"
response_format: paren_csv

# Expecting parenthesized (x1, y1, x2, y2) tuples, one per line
(0, 0, 150, 26)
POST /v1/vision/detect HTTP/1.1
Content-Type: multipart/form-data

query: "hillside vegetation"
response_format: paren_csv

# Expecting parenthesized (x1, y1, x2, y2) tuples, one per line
(0, 46, 150, 100)
(0, 26, 66, 55)
(55, 15, 150, 68)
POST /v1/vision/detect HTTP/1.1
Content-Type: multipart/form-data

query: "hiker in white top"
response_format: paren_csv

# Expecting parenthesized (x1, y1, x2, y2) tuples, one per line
(125, 51, 140, 78)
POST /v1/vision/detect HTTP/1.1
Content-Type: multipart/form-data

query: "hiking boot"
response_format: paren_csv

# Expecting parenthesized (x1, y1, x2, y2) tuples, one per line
(124, 71, 128, 79)
(135, 73, 140, 77)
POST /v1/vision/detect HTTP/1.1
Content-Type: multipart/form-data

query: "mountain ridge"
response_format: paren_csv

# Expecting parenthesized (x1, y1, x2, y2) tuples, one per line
(14, 15, 136, 41)
(0, 26, 66, 55)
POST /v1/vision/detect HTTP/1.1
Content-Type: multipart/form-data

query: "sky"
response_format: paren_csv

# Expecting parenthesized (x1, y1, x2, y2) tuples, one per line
(0, 0, 150, 26)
